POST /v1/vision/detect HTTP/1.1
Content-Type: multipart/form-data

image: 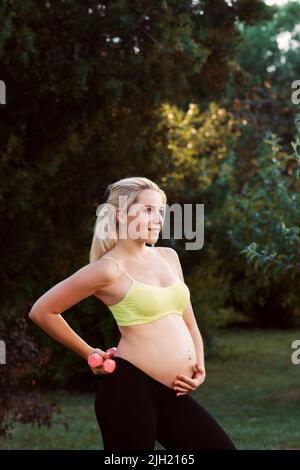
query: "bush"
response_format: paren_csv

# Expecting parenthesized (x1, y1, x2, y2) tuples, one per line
(0, 303, 62, 438)
(224, 126, 300, 327)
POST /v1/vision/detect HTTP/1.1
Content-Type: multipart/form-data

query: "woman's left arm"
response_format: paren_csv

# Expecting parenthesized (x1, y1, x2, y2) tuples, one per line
(186, 313, 206, 375)
(181, 294, 206, 378)
(160, 247, 206, 395)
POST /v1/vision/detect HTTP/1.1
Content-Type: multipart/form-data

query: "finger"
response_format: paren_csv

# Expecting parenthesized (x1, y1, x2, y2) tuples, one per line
(93, 348, 110, 360)
(174, 381, 195, 391)
(176, 391, 188, 397)
(91, 365, 107, 375)
(176, 376, 196, 389)
(175, 386, 190, 392)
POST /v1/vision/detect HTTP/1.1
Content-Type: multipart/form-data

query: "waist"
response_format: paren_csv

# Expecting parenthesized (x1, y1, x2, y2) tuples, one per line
(111, 357, 177, 398)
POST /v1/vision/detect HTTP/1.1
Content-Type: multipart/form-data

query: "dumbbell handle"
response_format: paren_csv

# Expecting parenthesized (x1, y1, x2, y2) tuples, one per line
(88, 347, 117, 372)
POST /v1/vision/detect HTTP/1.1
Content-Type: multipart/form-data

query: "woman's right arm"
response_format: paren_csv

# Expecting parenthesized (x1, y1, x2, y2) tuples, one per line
(28, 259, 118, 362)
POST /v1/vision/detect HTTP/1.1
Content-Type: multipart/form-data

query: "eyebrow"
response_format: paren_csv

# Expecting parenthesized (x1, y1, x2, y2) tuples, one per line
(144, 204, 164, 209)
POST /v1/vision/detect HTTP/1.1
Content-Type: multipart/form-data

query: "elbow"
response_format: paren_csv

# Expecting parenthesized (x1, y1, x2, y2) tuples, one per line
(29, 306, 59, 322)
(28, 306, 41, 323)
(28, 309, 36, 322)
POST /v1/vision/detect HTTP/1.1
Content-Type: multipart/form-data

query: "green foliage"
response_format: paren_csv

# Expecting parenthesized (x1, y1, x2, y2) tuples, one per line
(159, 101, 241, 196)
(230, 131, 300, 274)
(224, 127, 300, 327)
(0, 305, 61, 438)
(159, 103, 300, 328)
(223, 0, 300, 166)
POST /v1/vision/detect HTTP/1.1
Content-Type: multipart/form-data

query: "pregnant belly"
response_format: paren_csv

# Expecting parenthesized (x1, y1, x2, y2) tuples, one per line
(114, 313, 197, 389)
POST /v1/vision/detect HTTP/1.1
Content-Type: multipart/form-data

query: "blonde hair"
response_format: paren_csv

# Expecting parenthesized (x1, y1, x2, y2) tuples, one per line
(89, 177, 167, 263)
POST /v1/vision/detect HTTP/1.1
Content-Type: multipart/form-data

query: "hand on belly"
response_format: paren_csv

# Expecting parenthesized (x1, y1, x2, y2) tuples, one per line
(173, 363, 205, 396)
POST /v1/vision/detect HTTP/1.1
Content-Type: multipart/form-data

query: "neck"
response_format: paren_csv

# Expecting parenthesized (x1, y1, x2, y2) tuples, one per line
(115, 238, 152, 258)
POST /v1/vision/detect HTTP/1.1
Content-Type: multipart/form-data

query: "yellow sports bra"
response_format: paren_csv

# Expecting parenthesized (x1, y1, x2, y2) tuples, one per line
(101, 248, 190, 326)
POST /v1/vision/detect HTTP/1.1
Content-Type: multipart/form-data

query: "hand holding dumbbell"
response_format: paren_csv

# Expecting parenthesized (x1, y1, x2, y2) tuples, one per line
(88, 347, 117, 375)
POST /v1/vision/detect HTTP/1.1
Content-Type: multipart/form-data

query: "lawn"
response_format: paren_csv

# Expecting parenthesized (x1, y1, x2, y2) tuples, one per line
(1, 328, 299, 450)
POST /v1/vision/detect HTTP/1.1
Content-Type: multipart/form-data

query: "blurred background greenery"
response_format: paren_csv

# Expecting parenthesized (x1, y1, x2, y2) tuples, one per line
(1, 0, 300, 449)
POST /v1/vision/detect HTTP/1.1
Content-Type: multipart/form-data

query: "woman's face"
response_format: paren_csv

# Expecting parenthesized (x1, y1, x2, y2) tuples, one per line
(119, 189, 165, 243)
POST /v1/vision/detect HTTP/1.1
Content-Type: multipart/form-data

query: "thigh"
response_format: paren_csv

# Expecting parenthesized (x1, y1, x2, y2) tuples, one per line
(95, 373, 158, 450)
(156, 394, 237, 450)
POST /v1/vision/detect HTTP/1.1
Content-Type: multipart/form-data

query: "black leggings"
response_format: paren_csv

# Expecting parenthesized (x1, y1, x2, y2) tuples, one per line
(94, 357, 237, 450)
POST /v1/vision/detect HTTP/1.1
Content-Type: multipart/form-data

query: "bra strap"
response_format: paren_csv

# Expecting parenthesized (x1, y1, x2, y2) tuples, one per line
(157, 247, 178, 276)
(101, 256, 136, 282)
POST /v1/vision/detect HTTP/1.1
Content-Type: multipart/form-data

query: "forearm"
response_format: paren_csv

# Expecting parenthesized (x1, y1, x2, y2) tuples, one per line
(29, 308, 94, 360)
(189, 326, 206, 374)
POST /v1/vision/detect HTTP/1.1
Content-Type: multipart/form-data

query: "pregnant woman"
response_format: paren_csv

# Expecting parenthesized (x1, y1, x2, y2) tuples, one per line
(29, 176, 237, 451)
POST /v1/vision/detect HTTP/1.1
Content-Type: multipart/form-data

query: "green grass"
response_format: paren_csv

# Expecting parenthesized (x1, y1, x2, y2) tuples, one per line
(1, 328, 300, 450)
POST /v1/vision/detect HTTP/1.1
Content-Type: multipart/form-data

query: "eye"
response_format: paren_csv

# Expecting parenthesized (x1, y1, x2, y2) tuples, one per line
(145, 207, 164, 216)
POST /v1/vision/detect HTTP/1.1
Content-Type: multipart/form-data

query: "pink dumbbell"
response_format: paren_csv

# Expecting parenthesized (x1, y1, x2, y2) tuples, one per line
(88, 347, 117, 373)
(106, 347, 117, 357)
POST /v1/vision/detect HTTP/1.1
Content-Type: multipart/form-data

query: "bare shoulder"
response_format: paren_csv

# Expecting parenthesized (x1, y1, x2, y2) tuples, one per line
(156, 246, 179, 262)
(93, 255, 122, 286)
(155, 246, 184, 280)
(70, 255, 121, 289)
